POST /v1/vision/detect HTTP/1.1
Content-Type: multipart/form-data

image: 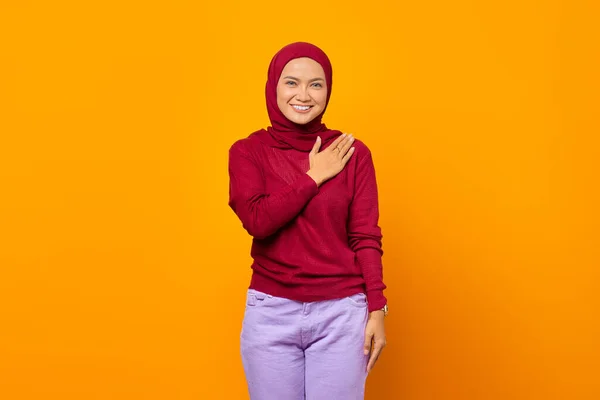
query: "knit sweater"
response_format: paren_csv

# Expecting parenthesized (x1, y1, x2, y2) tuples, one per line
(228, 133, 386, 312)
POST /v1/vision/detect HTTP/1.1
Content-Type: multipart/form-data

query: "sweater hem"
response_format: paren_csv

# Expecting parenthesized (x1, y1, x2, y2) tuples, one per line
(249, 271, 366, 304)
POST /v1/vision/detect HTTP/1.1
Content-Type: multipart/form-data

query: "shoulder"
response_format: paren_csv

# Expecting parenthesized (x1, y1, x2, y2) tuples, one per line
(352, 138, 374, 160)
(352, 138, 371, 152)
(229, 130, 265, 156)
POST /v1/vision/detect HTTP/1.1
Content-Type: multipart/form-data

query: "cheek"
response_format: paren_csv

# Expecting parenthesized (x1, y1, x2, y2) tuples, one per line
(315, 91, 328, 106)
(276, 85, 292, 104)
(276, 87, 284, 104)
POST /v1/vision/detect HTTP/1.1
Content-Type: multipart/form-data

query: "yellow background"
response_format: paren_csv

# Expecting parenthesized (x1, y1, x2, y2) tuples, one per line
(1, 0, 598, 399)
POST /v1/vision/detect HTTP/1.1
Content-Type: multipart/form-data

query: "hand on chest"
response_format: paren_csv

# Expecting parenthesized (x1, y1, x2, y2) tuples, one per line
(264, 149, 354, 216)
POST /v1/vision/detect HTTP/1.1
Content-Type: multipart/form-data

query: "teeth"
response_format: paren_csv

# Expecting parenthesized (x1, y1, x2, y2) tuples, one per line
(292, 105, 310, 111)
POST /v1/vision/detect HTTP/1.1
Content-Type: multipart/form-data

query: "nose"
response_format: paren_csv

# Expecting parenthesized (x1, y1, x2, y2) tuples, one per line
(294, 85, 311, 102)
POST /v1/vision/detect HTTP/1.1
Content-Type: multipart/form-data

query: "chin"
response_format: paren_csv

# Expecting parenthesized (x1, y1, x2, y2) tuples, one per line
(284, 111, 320, 125)
(290, 116, 314, 125)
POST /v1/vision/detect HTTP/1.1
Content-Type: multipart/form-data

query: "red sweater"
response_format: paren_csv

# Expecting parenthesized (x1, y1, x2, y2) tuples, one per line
(228, 133, 387, 312)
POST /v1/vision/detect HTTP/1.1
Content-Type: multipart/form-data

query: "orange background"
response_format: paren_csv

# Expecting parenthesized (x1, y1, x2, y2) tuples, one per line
(1, 1, 599, 399)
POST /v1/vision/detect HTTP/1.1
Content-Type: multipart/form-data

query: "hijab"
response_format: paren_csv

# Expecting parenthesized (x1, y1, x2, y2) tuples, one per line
(252, 42, 342, 152)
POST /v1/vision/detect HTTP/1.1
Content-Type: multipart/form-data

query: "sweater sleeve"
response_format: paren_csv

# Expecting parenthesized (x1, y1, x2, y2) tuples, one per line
(348, 145, 387, 312)
(228, 142, 319, 240)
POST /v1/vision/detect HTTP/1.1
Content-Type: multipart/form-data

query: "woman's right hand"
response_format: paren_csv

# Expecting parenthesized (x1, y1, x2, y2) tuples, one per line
(306, 133, 355, 187)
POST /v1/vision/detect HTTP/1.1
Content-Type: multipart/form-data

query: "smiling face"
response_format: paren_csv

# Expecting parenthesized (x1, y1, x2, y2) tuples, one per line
(276, 57, 328, 125)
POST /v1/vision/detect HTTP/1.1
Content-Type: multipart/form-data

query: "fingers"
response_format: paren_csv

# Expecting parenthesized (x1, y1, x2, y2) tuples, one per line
(337, 133, 355, 157)
(341, 147, 355, 164)
(363, 332, 373, 356)
(330, 133, 354, 159)
(311, 136, 321, 155)
(366, 342, 384, 374)
(329, 133, 348, 150)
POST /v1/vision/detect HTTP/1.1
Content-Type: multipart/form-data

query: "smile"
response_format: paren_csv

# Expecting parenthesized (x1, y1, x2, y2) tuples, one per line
(291, 105, 313, 113)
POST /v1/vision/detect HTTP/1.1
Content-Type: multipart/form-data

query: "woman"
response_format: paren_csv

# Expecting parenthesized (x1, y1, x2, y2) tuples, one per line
(228, 42, 388, 400)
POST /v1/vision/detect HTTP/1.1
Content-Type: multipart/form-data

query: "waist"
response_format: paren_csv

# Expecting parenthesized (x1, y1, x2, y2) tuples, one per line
(249, 263, 366, 303)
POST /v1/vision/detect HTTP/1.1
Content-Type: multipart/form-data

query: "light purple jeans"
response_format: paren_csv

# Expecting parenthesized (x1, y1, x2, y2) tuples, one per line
(240, 288, 369, 400)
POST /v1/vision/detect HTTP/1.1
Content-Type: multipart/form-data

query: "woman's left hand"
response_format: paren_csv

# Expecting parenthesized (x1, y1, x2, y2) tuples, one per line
(364, 310, 386, 374)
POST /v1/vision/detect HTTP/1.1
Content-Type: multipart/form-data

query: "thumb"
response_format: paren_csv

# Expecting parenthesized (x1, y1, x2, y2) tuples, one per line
(311, 136, 321, 155)
(364, 331, 373, 355)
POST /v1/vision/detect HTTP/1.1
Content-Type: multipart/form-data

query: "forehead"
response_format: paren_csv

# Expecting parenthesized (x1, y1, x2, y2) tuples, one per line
(280, 57, 326, 78)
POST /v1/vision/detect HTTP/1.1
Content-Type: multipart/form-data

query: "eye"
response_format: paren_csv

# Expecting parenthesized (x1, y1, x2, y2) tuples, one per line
(285, 81, 297, 86)
(311, 82, 323, 88)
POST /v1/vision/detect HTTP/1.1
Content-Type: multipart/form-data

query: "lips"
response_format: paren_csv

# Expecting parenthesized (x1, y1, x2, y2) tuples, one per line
(291, 104, 313, 113)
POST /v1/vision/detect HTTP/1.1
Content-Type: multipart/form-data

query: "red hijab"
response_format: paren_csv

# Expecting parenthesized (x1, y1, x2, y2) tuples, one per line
(253, 42, 342, 152)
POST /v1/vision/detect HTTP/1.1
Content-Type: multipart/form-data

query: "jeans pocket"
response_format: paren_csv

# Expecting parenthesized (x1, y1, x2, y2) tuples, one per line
(346, 292, 368, 308)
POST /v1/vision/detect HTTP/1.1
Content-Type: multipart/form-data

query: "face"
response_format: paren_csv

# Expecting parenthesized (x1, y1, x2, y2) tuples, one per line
(276, 57, 328, 125)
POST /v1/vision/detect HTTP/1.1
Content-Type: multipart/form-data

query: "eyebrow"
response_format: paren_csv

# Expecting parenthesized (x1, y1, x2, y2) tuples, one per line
(282, 76, 325, 82)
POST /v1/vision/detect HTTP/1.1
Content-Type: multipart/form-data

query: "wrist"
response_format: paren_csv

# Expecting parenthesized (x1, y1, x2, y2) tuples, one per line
(369, 310, 385, 320)
(306, 170, 323, 187)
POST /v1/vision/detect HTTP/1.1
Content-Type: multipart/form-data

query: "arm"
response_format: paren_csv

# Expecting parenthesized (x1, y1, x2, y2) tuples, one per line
(348, 146, 387, 312)
(228, 142, 319, 239)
